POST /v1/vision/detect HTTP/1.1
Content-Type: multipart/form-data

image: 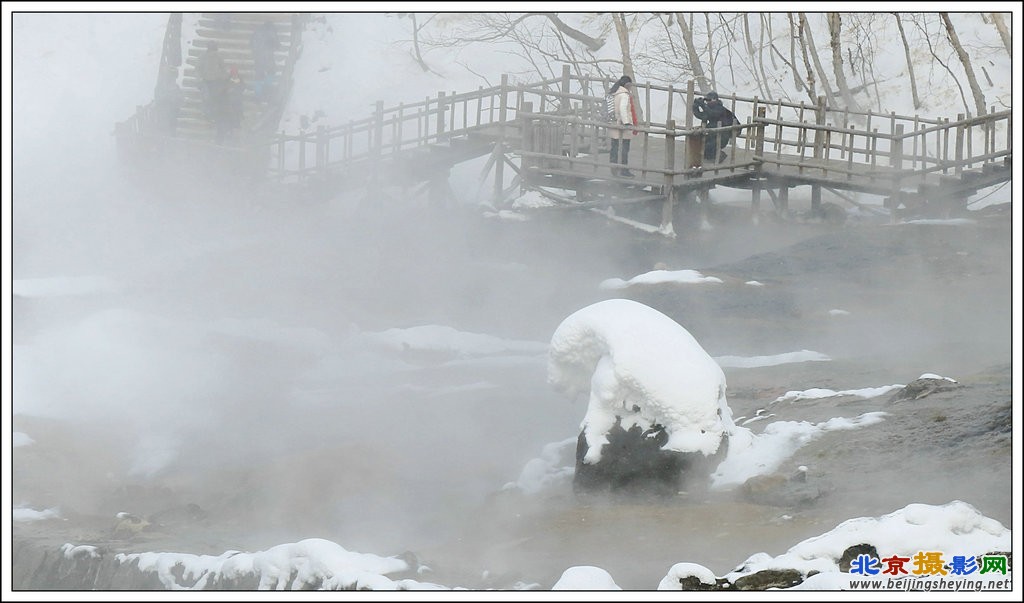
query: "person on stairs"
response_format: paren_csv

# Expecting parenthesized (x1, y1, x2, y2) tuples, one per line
(609, 75, 639, 178)
(217, 67, 246, 144)
(250, 20, 281, 84)
(197, 41, 230, 122)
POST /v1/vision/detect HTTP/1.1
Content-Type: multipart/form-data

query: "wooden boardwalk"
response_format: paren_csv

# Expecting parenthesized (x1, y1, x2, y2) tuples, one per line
(117, 26, 1011, 235)
(262, 65, 1010, 233)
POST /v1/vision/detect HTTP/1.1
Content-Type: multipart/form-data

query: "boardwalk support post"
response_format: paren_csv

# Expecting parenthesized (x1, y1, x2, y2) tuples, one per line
(661, 119, 677, 235)
(811, 95, 826, 215)
(437, 91, 447, 141)
(886, 123, 906, 221)
(520, 101, 534, 193)
(493, 74, 509, 205)
(954, 113, 965, 176)
(752, 106, 767, 218)
(370, 100, 384, 194)
(560, 65, 571, 113)
(684, 80, 700, 171)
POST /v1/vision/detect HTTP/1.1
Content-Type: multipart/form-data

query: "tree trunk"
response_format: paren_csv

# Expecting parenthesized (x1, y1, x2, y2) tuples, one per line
(800, 13, 836, 106)
(409, 14, 431, 72)
(745, 16, 768, 98)
(612, 13, 635, 82)
(757, 14, 772, 98)
(704, 13, 717, 91)
(797, 13, 816, 102)
(612, 13, 643, 123)
(742, 13, 755, 55)
(941, 13, 987, 117)
(788, 13, 804, 92)
(827, 13, 857, 109)
(542, 13, 605, 52)
(990, 12, 1012, 56)
(892, 13, 921, 110)
(675, 12, 710, 93)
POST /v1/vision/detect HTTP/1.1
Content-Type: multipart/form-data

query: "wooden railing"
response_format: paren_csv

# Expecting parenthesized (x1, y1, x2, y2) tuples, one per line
(108, 54, 1000, 198)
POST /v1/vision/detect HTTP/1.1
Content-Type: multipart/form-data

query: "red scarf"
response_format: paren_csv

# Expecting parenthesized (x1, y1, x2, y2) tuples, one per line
(629, 96, 639, 135)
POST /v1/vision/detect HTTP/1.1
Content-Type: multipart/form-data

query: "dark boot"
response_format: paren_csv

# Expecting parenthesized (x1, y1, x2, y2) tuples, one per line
(620, 140, 634, 177)
(609, 139, 620, 176)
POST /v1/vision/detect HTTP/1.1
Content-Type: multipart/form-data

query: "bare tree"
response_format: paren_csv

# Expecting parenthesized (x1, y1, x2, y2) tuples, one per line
(911, 13, 970, 115)
(703, 13, 717, 91)
(675, 12, 710, 92)
(417, 13, 614, 83)
(788, 13, 804, 92)
(543, 13, 606, 51)
(827, 13, 858, 109)
(799, 13, 836, 106)
(797, 13, 816, 101)
(892, 13, 921, 110)
(405, 13, 440, 74)
(612, 13, 644, 123)
(742, 13, 756, 55)
(990, 12, 1012, 56)
(940, 12, 987, 116)
(757, 14, 772, 98)
(612, 12, 636, 82)
(742, 14, 768, 98)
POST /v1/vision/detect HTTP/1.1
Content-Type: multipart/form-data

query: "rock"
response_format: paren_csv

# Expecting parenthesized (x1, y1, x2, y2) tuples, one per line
(731, 568, 804, 590)
(676, 575, 721, 590)
(572, 419, 724, 499)
(889, 376, 963, 402)
(741, 469, 826, 507)
(839, 543, 880, 572)
(148, 503, 207, 527)
(112, 513, 151, 539)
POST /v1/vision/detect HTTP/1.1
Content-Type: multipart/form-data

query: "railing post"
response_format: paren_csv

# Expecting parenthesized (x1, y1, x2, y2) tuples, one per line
(666, 84, 674, 124)
(684, 80, 695, 128)
(560, 64, 571, 114)
(520, 100, 534, 192)
(891, 124, 904, 170)
(298, 130, 306, 181)
(661, 119, 677, 235)
(846, 125, 855, 181)
(437, 91, 447, 141)
(316, 125, 326, 175)
(954, 113, 964, 175)
(450, 89, 457, 134)
(493, 74, 509, 205)
(372, 100, 384, 190)
(755, 106, 766, 159)
(753, 106, 767, 216)
(810, 95, 825, 213)
(889, 123, 905, 222)
(684, 80, 701, 171)
(986, 105, 994, 163)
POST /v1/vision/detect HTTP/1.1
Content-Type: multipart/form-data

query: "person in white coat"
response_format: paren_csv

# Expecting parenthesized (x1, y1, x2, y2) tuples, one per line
(609, 75, 638, 177)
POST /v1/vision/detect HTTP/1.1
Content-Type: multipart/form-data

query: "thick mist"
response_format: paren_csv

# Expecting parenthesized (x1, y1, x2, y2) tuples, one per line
(9, 12, 1014, 591)
(14, 151, 1013, 585)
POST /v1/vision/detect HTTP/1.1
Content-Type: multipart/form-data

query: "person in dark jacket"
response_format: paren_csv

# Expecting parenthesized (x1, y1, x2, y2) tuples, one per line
(250, 20, 280, 82)
(215, 67, 246, 144)
(197, 41, 229, 120)
(692, 91, 739, 163)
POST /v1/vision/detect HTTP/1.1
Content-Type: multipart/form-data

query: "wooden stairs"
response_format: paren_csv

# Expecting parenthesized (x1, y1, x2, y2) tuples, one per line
(174, 12, 302, 144)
